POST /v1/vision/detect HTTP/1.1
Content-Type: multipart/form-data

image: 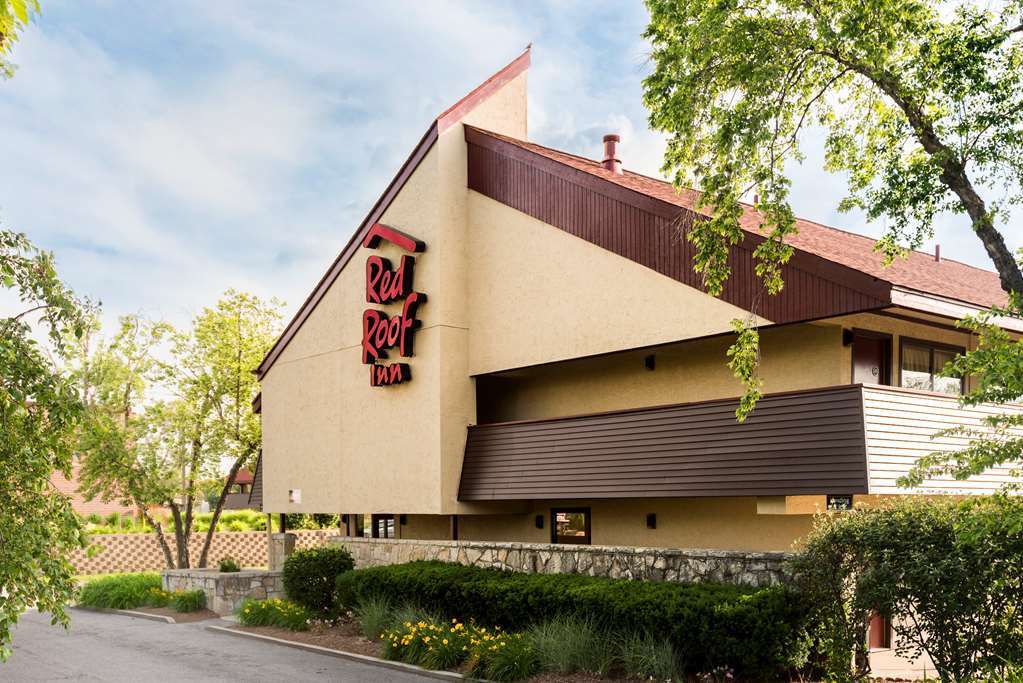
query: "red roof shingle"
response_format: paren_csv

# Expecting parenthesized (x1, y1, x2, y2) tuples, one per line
(479, 129, 1008, 310)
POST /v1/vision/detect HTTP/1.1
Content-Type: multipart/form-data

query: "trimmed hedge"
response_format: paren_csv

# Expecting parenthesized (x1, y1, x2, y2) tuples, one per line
(282, 546, 354, 615)
(335, 561, 809, 678)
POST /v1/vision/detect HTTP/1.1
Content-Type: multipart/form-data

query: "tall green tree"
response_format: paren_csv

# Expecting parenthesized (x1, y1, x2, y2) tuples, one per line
(79, 291, 281, 568)
(0, 230, 90, 660)
(643, 0, 1023, 478)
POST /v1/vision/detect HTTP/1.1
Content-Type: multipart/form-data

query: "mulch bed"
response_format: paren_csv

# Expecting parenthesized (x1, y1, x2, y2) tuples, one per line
(234, 618, 380, 658)
(227, 620, 919, 683)
(133, 606, 219, 623)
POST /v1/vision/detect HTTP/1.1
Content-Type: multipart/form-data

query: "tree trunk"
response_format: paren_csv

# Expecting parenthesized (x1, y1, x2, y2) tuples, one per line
(140, 506, 176, 569)
(168, 501, 190, 568)
(834, 57, 1023, 296)
(196, 456, 247, 568)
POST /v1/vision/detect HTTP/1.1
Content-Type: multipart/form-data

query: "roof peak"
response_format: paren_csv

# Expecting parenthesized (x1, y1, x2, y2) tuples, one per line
(437, 46, 531, 133)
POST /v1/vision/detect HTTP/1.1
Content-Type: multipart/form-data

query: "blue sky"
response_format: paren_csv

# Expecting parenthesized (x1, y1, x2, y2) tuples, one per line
(0, 1, 1014, 330)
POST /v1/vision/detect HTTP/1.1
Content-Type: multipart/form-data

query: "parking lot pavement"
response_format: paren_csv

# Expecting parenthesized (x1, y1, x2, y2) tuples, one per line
(2, 608, 435, 682)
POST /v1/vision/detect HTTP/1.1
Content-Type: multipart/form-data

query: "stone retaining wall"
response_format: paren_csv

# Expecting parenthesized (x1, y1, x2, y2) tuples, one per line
(331, 536, 790, 587)
(163, 568, 284, 615)
(73, 529, 339, 575)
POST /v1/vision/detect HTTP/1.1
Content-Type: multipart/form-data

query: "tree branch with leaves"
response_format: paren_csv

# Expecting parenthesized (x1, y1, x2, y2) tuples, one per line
(643, 0, 1023, 442)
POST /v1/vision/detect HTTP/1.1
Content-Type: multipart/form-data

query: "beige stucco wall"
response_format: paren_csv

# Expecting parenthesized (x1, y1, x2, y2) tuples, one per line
(478, 322, 845, 422)
(403, 498, 815, 553)
(466, 192, 769, 376)
(260, 71, 528, 515)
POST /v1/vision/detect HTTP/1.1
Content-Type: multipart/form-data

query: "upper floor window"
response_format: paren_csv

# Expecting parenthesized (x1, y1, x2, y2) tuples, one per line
(900, 339, 964, 395)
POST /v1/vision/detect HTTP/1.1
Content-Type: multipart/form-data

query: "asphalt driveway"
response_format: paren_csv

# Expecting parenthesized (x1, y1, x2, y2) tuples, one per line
(3, 608, 435, 682)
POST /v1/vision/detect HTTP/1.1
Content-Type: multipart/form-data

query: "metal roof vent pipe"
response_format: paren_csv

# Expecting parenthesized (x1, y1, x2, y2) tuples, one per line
(602, 134, 622, 175)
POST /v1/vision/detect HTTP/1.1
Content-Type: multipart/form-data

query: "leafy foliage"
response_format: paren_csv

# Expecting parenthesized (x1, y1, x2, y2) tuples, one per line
(237, 597, 313, 631)
(282, 546, 355, 616)
(903, 294, 1023, 487)
(169, 589, 206, 613)
(789, 497, 1023, 682)
(336, 560, 809, 679)
(76, 291, 282, 568)
(218, 556, 240, 573)
(77, 573, 164, 610)
(0, 230, 91, 659)
(0, 0, 39, 79)
(643, 0, 1023, 419)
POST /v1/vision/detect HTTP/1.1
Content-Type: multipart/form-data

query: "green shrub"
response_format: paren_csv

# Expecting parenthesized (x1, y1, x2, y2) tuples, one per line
(336, 560, 808, 678)
(283, 546, 354, 615)
(170, 589, 206, 613)
(78, 573, 163, 609)
(528, 615, 613, 675)
(218, 556, 241, 572)
(237, 598, 313, 631)
(104, 512, 121, 527)
(354, 595, 393, 640)
(145, 586, 171, 608)
(85, 513, 103, 525)
(791, 496, 1023, 683)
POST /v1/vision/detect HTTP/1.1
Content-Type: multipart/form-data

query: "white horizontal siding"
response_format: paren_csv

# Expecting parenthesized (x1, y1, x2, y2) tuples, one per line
(863, 386, 1023, 495)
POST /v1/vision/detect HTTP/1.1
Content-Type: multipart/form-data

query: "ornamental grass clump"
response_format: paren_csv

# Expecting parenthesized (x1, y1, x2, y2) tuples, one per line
(528, 614, 613, 675)
(237, 597, 313, 631)
(218, 556, 240, 573)
(354, 595, 394, 640)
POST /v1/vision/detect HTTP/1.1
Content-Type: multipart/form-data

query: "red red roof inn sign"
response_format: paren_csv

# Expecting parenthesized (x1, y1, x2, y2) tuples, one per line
(361, 223, 426, 387)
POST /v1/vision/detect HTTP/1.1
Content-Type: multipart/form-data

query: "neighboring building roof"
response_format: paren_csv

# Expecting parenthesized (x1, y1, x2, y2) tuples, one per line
(248, 453, 263, 511)
(255, 47, 532, 380)
(51, 462, 135, 517)
(233, 468, 254, 486)
(474, 128, 1008, 311)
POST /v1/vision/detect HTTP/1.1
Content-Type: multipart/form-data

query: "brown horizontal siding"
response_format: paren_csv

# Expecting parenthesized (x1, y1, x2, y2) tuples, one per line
(459, 386, 869, 500)
(466, 128, 890, 325)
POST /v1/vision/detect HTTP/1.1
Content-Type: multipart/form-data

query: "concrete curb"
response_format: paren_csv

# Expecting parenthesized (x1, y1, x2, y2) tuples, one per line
(205, 625, 469, 681)
(73, 606, 176, 624)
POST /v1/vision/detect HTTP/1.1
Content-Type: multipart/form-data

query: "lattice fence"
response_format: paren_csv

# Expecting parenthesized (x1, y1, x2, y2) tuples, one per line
(73, 529, 339, 575)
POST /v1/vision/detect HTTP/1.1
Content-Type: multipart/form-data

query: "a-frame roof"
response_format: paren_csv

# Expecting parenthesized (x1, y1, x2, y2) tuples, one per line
(256, 48, 531, 379)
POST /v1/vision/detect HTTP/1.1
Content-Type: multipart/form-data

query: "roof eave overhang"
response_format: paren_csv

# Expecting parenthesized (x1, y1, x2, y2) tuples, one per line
(890, 286, 1023, 332)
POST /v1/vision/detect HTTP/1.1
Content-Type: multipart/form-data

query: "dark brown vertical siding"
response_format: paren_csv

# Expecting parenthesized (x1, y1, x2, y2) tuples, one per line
(248, 451, 263, 511)
(466, 131, 890, 324)
(458, 386, 869, 500)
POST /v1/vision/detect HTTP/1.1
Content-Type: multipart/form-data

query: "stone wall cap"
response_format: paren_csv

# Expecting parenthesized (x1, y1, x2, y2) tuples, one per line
(332, 536, 792, 560)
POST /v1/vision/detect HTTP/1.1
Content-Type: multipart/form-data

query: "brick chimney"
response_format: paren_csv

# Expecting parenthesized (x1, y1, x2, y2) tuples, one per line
(601, 134, 622, 175)
(934, 244, 941, 262)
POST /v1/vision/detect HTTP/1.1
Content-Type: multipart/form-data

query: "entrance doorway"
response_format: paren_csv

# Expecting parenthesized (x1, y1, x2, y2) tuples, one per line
(850, 331, 892, 386)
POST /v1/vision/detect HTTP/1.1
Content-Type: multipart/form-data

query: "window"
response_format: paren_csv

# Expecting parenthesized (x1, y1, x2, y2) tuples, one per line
(370, 514, 395, 539)
(900, 339, 965, 395)
(551, 508, 590, 545)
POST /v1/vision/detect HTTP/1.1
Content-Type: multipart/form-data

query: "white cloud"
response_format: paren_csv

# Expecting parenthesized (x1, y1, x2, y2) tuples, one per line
(0, 0, 1015, 344)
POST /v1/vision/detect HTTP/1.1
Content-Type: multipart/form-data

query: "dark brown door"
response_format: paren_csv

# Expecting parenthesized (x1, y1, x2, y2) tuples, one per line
(852, 335, 890, 385)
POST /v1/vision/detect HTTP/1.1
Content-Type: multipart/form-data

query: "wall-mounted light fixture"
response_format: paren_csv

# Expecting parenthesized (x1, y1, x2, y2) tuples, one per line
(644, 354, 656, 371)
(535, 515, 545, 530)
(646, 513, 657, 529)
(340, 514, 349, 524)
(399, 514, 407, 526)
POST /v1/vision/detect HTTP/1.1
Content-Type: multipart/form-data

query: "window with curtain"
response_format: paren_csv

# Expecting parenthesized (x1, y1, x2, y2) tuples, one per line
(900, 341, 964, 395)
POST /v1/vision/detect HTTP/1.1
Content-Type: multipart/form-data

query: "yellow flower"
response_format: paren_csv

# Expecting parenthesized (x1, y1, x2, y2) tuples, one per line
(442, 639, 448, 645)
